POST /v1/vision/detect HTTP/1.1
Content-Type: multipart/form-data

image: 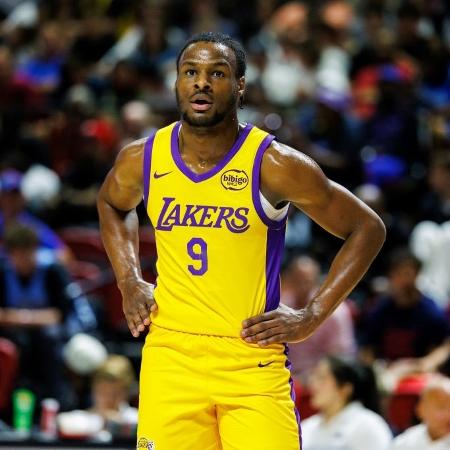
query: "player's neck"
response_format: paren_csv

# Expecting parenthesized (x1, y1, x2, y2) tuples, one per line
(179, 116, 241, 166)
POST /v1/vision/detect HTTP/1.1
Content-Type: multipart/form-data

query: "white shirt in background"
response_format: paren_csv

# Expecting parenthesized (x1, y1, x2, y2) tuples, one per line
(301, 401, 392, 450)
(392, 424, 450, 450)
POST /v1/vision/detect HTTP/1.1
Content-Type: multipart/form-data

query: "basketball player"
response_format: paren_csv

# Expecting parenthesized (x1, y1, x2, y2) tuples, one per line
(97, 32, 385, 450)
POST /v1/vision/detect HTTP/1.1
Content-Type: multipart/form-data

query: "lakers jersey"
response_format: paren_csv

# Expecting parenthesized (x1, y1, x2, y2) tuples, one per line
(143, 122, 287, 337)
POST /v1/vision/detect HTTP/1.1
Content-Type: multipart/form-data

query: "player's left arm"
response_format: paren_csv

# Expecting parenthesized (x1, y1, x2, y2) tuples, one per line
(241, 141, 386, 345)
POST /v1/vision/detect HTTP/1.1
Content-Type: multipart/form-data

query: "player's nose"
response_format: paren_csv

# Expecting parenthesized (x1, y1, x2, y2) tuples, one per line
(194, 73, 211, 91)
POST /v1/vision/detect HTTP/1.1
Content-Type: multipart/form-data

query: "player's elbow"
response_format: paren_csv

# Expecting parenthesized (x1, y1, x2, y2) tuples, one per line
(364, 213, 386, 249)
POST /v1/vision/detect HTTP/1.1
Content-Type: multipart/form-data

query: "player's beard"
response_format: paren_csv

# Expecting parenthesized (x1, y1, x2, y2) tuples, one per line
(176, 89, 237, 128)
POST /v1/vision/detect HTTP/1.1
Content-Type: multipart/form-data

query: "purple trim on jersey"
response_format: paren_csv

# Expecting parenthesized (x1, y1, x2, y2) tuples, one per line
(285, 344, 302, 448)
(170, 121, 252, 183)
(251, 134, 288, 229)
(143, 133, 156, 209)
(264, 226, 286, 312)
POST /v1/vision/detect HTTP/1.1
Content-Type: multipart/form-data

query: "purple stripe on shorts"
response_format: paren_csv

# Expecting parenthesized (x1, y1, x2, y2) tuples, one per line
(143, 133, 156, 209)
(170, 121, 252, 183)
(264, 226, 286, 312)
(285, 344, 302, 449)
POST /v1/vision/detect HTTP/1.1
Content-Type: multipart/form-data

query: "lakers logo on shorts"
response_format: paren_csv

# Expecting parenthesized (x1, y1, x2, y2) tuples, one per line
(137, 437, 155, 449)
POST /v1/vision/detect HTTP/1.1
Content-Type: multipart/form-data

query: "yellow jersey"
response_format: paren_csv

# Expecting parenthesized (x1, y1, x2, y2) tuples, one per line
(143, 121, 286, 337)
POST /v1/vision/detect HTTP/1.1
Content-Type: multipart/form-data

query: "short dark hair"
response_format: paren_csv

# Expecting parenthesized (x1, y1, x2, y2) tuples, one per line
(387, 248, 422, 273)
(326, 356, 381, 414)
(4, 223, 39, 251)
(430, 151, 450, 171)
(176, 31, 246, 79)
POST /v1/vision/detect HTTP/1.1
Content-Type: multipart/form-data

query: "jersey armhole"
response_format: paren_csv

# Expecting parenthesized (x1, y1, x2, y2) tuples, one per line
(251, 135, 288, 229)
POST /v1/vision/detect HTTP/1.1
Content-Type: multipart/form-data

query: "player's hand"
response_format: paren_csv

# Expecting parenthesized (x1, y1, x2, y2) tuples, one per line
(241, 303, 319, 346)
(119, 278, 157, 338)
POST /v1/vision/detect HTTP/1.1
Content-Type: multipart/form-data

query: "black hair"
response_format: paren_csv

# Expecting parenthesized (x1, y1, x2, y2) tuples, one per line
(176, 31, 246, 79)
(4, 223, 39, 251)
(326, 356, 381, 414)
(387, 248, 422, 274)
(431, 151, 450, 171)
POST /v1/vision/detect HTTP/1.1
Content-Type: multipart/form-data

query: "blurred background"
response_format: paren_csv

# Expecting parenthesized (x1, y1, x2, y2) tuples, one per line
(0, 0, 449, 448)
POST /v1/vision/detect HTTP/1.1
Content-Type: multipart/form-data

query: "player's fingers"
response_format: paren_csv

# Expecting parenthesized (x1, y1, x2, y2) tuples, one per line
(136, 300, 151, 330)
(242, 310, 277, 328)
(257, 333, 287, 347)
(241, 319, 279, 339)
(244, 326, 283, 343)
(125, 315, 140, 338)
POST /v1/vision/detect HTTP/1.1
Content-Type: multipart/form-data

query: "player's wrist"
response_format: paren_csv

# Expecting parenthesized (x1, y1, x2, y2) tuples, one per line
(117, 271, 144, 290)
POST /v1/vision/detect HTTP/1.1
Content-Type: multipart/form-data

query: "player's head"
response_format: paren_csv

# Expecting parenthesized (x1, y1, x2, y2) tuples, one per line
(416, 375, 450, 440)
(4, 223, 39, 275)
(175, 32, 246, 127)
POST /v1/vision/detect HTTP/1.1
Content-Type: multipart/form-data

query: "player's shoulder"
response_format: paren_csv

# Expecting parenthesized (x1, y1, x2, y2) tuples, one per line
(260, 138, 331, 205)
(108, 137, 152, 186)
(116, 137, 148, 162)
(263, 140, 317, 171)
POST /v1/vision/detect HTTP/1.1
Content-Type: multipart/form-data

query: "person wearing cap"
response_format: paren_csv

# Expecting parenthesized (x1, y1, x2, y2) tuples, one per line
(0, 168, 69, 263)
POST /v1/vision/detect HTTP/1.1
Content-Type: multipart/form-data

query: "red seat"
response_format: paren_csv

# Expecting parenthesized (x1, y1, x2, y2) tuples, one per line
(293, 380, 317, 420)
(59, 227, 108, 265)
(0, 338, 19, 411)
(387, 374, 428, 433)
(68, 260, 102, 282)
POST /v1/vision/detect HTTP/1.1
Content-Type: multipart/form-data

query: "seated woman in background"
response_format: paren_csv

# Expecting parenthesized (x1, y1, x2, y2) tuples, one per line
(301, 355, 392, 450)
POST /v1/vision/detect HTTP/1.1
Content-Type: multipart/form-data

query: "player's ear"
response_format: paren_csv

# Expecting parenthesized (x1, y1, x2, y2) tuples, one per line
(238, 76, 245, 97)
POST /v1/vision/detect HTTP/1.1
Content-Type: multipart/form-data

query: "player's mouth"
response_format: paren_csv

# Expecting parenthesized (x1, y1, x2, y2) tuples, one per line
(190, 95, 213, 112)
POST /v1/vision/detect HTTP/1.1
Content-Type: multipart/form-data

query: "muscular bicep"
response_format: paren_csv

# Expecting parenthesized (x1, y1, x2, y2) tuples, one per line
(294, 181, 377, 240)
(98, 140, 146, 212)
(262, 142, 380, 240)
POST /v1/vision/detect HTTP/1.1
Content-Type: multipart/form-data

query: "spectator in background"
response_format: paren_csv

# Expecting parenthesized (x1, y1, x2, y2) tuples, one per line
(0, 224, 96, 406)
(62, 332, 108, 411)
(410, 220, 450, 310)
(0, 168, 69, 263)
(420, 152, 450, 224)
(281, 255, 356, 383)
(15, 22, 67, 94)
(392, 375, 450, 450)
(298, 86, 362, 188)
(359, 249, 449, 365)
(354, 183, 411, 296)
(89, 354, 138, 438)
(361, 63, 419, 181)
(119, 100, 155, 148)
(301, 356, 392, 450)
(0, 45, 41, 152)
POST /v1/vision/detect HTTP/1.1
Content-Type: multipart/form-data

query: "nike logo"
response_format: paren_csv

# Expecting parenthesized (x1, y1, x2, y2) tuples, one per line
(154, 171, 173, 179)
(258, 361, 275, 368)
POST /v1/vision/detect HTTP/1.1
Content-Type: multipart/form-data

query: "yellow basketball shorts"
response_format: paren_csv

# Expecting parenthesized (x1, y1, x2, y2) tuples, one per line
(137, 324, 301, 450)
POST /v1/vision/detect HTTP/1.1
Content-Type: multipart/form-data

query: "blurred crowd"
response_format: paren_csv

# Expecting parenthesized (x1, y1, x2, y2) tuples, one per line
(0, 0, 449, 447)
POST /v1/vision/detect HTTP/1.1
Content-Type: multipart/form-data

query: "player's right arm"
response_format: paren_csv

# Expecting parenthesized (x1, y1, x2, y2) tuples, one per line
(97, 140, 156, 338)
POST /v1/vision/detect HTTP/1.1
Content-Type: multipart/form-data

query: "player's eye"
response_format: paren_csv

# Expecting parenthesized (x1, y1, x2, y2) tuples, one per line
(185, 69, 196, 76)
(212, 70, 224, 78)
